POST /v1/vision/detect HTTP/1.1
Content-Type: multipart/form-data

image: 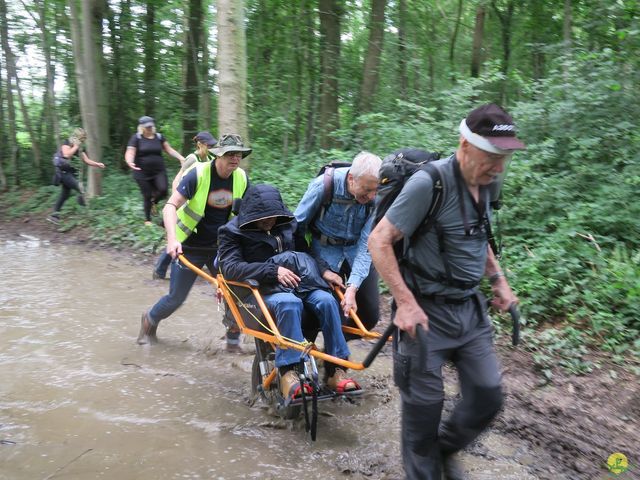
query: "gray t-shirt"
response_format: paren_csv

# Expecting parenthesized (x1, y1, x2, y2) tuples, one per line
(385, 156, 489, 297)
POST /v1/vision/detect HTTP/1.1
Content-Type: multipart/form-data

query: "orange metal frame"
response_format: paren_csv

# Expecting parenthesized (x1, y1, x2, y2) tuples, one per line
(179, 254, 387, 375)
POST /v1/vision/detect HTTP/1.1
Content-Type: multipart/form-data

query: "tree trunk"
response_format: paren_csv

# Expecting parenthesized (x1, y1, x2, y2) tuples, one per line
(397, 0, 408, 99)
(292, 3, 305, 152)
(69, 0, 104, 197)
(562, 0, 572, 82)
(318, 0, 342, 150)
(143, 0, 156, 117)
(426, 8, 435, 92)
(563, 0, 571, 50)
(0, 58, 8, 191)
(13, 69, 43, 169)
(182, 0, 203, 150)
(491, 0, 515, 76)
(34, 0, 61, 146)
(107, 0, 134, 158)
(491, 0, 515, 102)
(304, 0, 318, 152)
(471, 3, 486, 77)
(201, 19, 212, 130)
(529, 0, 545, 80)
(0, 0, 19, 186)
(1, 1, 42, 171)
(217, 0, 249, 167)
(93, 0, 109, 155)
(357, 0, 386, 116)
(449, 0, 463, 83)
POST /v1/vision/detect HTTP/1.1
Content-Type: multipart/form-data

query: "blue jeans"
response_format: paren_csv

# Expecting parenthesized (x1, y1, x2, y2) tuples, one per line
(154, 251, 172, 278)
(264, 290, 350, 368)
(147, 252, 241, 343)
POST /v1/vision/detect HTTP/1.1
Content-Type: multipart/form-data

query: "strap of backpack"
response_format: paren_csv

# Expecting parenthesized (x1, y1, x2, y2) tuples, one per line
(322, 167, 335, 204)
(408, 163, 444, 248)
(401, 162, 479, 291)
(317, 167, 335, 222)
(318, 166, 357, 220)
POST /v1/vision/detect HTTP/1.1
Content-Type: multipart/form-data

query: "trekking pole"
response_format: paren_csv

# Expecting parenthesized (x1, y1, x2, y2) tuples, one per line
(362, 322, 395, 368)
(362, 323, 428, 368)
(510, 304, 521, 346)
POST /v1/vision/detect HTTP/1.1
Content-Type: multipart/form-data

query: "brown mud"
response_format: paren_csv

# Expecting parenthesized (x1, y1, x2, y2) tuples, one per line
(2, 213, 638, 480)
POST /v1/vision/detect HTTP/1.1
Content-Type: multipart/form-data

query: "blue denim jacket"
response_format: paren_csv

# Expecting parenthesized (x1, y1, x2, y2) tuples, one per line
(294, 167, 374, 288)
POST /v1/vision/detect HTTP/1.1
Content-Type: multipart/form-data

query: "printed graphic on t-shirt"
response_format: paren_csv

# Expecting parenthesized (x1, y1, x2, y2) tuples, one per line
(208, 189, 233, 209)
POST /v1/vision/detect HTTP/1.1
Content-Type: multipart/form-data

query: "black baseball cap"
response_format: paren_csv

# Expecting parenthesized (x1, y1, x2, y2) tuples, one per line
(193, 131, 217, 147)
(461, 104, 526, 152)
(138, 116, 155, 128)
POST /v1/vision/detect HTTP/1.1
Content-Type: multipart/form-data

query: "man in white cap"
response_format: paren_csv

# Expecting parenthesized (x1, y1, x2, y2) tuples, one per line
(368, 104, 524, 479)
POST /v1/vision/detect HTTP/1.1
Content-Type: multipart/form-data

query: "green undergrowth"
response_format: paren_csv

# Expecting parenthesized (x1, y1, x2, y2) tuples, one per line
(2, 164, 637, 380)
(2, 52, 639, 379)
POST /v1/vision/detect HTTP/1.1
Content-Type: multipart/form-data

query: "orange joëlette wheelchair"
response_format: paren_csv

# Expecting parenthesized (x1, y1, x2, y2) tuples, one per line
(178, 254, 393, 440)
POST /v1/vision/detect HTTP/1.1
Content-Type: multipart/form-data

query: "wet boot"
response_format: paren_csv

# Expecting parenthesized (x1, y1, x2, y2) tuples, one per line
(137, 311, 158, 345)
(441, 452, 466, 480)
(47, 212, 61, 225)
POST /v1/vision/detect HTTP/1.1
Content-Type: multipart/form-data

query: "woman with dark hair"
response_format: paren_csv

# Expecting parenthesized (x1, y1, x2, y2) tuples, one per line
(125, 116, 185, 225)
(48, 128, 105, 224)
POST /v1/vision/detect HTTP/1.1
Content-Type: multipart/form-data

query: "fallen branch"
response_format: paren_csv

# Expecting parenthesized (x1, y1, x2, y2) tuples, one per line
(576, 232, 602, 252)
(43, 448, 93, 480)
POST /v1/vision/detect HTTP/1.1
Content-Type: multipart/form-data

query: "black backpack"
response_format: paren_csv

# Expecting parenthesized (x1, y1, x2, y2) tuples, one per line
(374, 148, 443, 250)
(375, 148, 501, 264)
(316, 161, 353, 206)
(313, 161, 374, 223)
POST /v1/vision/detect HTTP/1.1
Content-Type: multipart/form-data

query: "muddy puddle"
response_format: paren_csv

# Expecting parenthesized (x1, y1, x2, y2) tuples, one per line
(1, 233, 541, 479)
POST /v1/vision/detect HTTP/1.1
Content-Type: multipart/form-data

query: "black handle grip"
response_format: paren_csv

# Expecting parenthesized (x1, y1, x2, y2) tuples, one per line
(362, 321, 396, 368)
(362, 322, 429, 368)
(416, 324, 428, 371)
(510, 304, 521, 346)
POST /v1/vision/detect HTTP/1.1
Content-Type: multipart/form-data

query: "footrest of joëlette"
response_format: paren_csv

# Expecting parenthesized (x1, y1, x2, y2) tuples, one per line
(283, 386, 337, 407)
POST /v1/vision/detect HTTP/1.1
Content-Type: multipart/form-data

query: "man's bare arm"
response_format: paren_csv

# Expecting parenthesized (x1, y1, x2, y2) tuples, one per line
(368, 217, 428, 337)
(163, 190, 187, 258)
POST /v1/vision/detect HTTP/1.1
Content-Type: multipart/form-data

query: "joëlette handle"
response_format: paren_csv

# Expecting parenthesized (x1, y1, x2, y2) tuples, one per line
(510, 304, 521, 346)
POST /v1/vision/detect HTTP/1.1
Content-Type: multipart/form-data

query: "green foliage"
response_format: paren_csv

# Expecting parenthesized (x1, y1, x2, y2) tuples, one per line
(248, 145, 327, 208)
(527, 327, 594, 382)
(2, 0, 639, 379)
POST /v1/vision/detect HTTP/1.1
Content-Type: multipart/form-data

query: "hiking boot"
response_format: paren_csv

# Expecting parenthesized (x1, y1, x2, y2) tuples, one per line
(225, 342, 243, 354)
(442, 452, 466, 480)
(326, 368, 362, 394)
(152, 269, 165, 280)
(280, 370, 302, 400)
(137, 311, 158, 345)
(47, 214, 60, 225)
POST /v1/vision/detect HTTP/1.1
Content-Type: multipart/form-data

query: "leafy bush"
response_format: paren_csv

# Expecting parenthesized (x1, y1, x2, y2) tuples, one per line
(1, 48, 638, 376)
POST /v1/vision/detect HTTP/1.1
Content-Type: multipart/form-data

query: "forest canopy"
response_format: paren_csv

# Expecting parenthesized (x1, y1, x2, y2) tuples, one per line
(0, 0, 638, 371)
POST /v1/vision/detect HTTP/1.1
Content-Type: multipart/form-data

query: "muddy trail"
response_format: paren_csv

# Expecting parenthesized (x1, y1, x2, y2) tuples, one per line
(1, 215, 638, 480)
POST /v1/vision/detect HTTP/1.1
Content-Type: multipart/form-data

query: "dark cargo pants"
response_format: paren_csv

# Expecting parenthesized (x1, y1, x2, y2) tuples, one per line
(393, 292, 504, 480)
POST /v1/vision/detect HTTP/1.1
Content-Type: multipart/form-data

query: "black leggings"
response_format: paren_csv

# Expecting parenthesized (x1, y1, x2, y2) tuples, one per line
(135, 172, 168, 221)
(53, 172, 85, 213)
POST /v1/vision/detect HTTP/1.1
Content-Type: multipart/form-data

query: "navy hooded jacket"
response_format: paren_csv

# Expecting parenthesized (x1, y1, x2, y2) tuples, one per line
(217, 184, 329, 294)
